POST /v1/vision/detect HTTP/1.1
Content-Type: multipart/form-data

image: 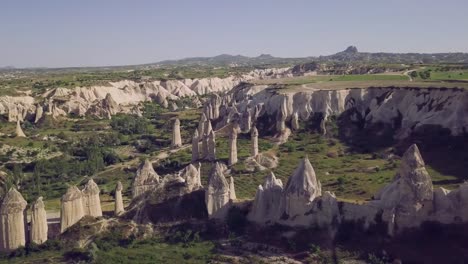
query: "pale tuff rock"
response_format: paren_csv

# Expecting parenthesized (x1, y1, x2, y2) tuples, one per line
(191, 129, 200, 162)
(130, 105, 143, 117)
(276, 98, 288, 132)
(172, 118, 182, 147)
(34, 104, 44, 123)
(197, 113, 208, 136)
(155, 92, 169, 108)
(0, 188, 27, 252)
(202, 121, 214, 160)
(15, 120, 26, 138)
(291, 112, 299, 130)
(228, 123, 239, 166)
(241, 109, 252, 132)
(60, 186, 85, 233)
(229, 177, 237, 200)
(205, 162, 231, 218)
(82, 179, 103, 217)
(207, 131, 216, 161)
(375, 144, 433, 210)
(251, 126, 259, 157)
(179, 164, 203, 192)
(281, 156, 322, 219)
(30, 196, 48, 245)
(248, 172, 283, 223)
(132, 159, 160, 198)
(114, 181, 124, 216)
(103, 93, 120, 115)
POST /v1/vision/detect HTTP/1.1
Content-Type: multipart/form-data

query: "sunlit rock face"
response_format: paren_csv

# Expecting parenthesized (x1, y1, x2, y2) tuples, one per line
(30, 196, 48, 245)
(114, 181, 124, 216)
(82, 179, 103, 218)
(132, 159, 160, 198)
(60, 186, 85, 233)
(280, 156, 322, 221)
(15, 120, 26, 138)
(211, 84, 468, 138)
(248, 172, 283, 223)
(205, 162, 232, 219)
(172, 118, 182, 148)
(0, 188, 27, 252)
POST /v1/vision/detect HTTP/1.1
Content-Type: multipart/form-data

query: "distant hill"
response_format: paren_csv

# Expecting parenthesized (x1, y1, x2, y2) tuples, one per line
(153, 46, 468, 67)
(155, 53, 308, 67)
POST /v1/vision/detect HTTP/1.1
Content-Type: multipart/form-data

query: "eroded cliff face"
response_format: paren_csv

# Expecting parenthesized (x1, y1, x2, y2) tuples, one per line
(210, 84, 468, 139)
(0, 68, 293, 122)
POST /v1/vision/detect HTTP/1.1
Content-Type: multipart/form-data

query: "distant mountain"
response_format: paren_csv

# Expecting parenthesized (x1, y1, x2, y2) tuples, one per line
(153, 46, 468, 67)
(155, 54, 308, 67)
(318, 46, 468, 64)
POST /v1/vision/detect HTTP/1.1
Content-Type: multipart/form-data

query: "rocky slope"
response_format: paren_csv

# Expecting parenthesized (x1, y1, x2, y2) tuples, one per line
(208, 83, 468, 139)
(0, 68, 292, 122)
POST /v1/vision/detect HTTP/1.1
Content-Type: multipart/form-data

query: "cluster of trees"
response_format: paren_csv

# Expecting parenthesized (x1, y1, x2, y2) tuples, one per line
(110, 115, 154, 135)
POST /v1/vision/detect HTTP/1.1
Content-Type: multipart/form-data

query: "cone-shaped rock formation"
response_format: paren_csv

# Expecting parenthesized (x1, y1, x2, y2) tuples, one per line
(82, 179, 102, 217)
(114, 181, 124, 216)
(30, 196, 48, 245)
(0, 188, 27, 252)
(132, 159, 160, 198)
(60, 186, 85, 233)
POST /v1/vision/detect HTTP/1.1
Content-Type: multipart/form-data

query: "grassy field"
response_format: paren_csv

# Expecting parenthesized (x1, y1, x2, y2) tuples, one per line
(254, 73, 409, 86)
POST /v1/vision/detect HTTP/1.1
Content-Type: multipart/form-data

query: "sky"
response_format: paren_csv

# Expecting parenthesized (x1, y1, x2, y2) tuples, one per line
(1, 0, 468, 68)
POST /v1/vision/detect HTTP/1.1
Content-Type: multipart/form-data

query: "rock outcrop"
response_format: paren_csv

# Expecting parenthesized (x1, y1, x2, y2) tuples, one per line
(30, 196, 48, 245)
(207, 131, 216, 161)
(0, 188, 27, 252)
(34, 105, 44, 123)
(228, 124, 239, 166)
(60, 186, 85, 233)
(15, 120, 26, 138)
(82, 179, 103, 217)
(248, 172, 283, 223)
(205, 162, 231, 218)
(172, 118, 182, 148)
(251, 126, 259, 157)
(280, 156, 322, 221)
(132, 159, 160, 198)
(114, 181, 124, 216)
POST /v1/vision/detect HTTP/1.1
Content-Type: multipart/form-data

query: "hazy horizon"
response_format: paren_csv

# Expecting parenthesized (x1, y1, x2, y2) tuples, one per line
(2, 0, 468, 68)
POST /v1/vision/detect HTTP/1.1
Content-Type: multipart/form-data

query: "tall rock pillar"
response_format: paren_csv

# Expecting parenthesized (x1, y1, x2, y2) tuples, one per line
(30, 196, 48, 245)
(191, 129, 200, 162)
(114, 181, 124, 216)
(60, 186, 85, 233)
(172, 118, 182, 147)
(82, 179, 102, 217)
(0, 188, 27, 252)
(228, 124, 239, 166)
(251, 126, 259, 157)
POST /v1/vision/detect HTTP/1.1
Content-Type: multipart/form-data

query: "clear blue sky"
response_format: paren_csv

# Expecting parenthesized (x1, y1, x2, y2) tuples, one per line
(1, 0, 468, 68)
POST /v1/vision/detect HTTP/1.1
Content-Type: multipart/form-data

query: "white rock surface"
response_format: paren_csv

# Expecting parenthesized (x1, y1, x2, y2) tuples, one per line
(30, 196, 48, 245)
(0, 188, 27, 252)
(15, 120, 26, 138)
(60, 186, 85, 233)
(205, 162, 231, 218)
(114, 181, 124, 216)
(191, 129, 200, 162)
(280, 156, 322, 221)
(172, 118, 182, 147)
(132, 159, 160, 198)
(251, 126, 259, 157)
(248, 172, 283, 223)
(82, 179, 103, 217)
